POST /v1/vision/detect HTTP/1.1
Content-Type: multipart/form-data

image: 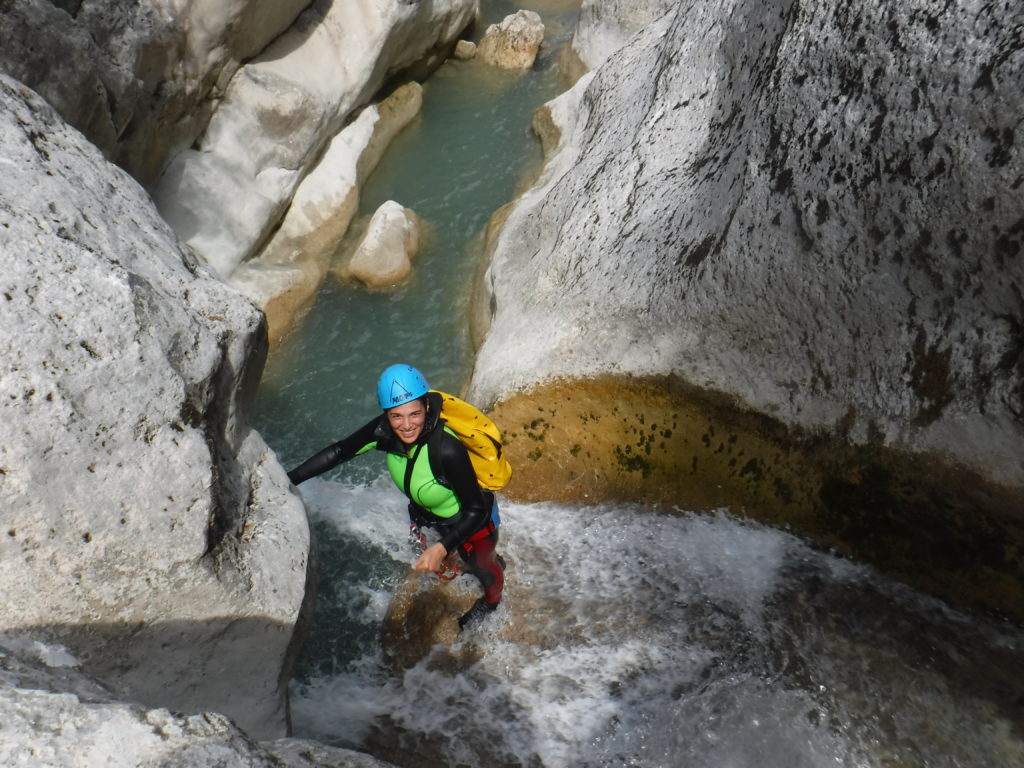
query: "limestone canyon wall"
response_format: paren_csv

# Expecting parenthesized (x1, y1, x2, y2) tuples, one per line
(151, 0, 479, 282)
(0, 0, 483, 757)
(0, 75, 309, 740)
(472, 0, 1023, 489)
(470, 0, 1024, 618)
(0, 0, 313, 188)
(0, 0, 480, 345)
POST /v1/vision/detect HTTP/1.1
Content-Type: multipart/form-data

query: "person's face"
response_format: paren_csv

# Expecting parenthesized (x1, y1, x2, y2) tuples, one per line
(387, 399, 426, 445)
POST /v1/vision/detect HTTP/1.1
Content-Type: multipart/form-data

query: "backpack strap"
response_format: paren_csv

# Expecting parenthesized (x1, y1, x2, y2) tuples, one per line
(402, 443, 424, 499)
(426, 425, 450, 488)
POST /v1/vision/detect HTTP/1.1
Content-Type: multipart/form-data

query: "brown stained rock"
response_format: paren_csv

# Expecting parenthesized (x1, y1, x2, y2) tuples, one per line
(485, 374, 1024, 623)
(452, 39, 477, 60)
(357, 82, 424, 184)
(489, 375, 822, 518)
(380, 572, 472, 672)
(557, 39, 589, 85)
(530, 102, 562, 159)
(477, 10, 545, 70)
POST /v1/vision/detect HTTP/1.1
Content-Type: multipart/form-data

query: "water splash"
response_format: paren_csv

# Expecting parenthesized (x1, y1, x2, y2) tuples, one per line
(289, 479, 1024, 767)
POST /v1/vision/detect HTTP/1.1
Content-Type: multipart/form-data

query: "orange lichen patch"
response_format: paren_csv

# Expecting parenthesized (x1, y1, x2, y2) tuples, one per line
(485, 374, 1024, 624)
(490, 375, 822, 527)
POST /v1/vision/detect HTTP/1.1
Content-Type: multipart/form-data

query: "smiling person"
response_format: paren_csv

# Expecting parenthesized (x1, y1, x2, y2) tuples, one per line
(287, 364, 506, 630)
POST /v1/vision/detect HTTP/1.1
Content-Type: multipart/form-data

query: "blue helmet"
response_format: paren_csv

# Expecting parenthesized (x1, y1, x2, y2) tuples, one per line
(376, 364, 429, 409)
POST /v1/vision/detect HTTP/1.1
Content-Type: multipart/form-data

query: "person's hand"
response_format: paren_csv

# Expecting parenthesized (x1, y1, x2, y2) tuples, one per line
(414, 541, 448, 573)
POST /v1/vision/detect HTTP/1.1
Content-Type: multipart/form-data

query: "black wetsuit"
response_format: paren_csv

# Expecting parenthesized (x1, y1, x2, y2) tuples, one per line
(288, 391, 504, 604)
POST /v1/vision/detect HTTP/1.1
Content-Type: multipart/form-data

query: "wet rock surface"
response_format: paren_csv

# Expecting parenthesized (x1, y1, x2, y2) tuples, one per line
(486, 375, 1024, 622)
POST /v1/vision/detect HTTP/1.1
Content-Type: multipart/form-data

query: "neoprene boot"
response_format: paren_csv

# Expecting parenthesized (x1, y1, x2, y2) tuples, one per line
(459, 597, 498, 630)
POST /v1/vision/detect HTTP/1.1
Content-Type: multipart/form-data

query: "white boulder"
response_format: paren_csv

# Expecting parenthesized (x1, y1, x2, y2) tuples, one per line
(477, 10, 545, 69)
(340, 201, 423, 290)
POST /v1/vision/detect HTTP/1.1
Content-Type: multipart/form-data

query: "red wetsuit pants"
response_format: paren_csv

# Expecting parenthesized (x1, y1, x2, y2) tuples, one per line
(458, 523, 504, 605)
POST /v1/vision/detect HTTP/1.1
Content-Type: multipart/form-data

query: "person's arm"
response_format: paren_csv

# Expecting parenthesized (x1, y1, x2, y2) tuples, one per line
(434, 431, 491, 553)
(287, 417, 381, 485)
(415, 432, 491, 572)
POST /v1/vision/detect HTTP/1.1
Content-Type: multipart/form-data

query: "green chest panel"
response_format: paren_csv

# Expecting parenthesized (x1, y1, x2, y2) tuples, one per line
(386, 441, 460, 519)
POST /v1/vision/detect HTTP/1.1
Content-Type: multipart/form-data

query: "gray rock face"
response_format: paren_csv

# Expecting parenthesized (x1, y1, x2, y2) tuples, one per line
(569, 0, 677, 71)
(470, 0, 1024, 487)
(0, 76, 309, 738)
(340, 201, 422, 290)
(0, 634, 389, 768)
(0, 0, 312, 187)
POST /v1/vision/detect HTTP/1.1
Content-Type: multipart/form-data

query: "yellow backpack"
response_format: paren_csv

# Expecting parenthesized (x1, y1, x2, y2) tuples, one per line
(433, 390, 513, 491)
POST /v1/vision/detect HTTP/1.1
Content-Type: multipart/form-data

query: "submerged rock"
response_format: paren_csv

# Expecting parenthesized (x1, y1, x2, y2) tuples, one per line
(477, 10, 545, 69)
(0, 76, 310, 739)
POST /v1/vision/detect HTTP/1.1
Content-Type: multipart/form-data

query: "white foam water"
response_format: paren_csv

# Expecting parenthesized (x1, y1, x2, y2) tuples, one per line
(288, 478, 1024, 768)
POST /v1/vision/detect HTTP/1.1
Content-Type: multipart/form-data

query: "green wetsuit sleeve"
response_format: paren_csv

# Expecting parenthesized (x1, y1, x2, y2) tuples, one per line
(287, 416, 381, 485)
(433, 430, 491, 554)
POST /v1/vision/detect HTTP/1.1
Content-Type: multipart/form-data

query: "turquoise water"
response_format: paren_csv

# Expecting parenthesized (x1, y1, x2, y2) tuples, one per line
(255, 1, 577, 481)
(253, 0, 582, 677)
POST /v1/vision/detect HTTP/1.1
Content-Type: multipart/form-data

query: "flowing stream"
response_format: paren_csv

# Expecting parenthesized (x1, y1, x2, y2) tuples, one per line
(253, 3, 1024, 766)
